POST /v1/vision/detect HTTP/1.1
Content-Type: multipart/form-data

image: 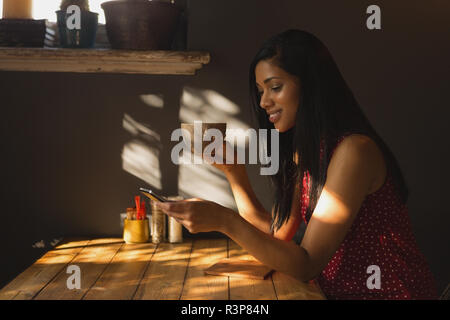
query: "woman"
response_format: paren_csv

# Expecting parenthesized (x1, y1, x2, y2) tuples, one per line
(156, 30, 438, 299)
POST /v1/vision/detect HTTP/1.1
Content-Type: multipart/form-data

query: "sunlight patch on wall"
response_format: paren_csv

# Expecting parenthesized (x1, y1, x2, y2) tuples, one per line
(202, 89, 240, 115)
(123, 113, 161, 144)
(180, 86, 250, 131)
(122, 140, 162, 190)
(178, 164, 236, 210)
(140, 94, 164, 109)
(122, 113, 162, 189)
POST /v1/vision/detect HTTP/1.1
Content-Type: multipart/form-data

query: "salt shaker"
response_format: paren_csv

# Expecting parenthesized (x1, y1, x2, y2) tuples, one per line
(151, 200, 166, 243)
(167, 196, 184, 243)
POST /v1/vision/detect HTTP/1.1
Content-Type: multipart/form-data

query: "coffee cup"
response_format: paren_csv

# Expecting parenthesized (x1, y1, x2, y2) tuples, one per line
(180, 122, 227, 160)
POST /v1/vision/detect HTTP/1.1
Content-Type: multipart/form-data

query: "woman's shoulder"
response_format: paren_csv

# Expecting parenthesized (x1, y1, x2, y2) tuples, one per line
(332, 134, 381, 160)
(329, 134, 387, 194)
(337, 133, 376, 148)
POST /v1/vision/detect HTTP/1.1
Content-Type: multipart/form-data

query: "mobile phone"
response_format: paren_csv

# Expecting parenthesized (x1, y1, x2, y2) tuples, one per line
(139, 187, 170, 202)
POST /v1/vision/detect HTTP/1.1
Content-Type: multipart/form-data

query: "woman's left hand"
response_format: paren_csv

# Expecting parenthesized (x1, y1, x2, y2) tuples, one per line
(154, 199, 232, 234)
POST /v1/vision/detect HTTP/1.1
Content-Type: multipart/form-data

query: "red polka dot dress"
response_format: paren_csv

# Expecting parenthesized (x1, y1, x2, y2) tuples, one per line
(299, 136, 438, 300)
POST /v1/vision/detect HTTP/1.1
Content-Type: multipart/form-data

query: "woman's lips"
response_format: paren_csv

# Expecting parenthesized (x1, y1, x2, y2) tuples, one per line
(268, 110, 282, 123)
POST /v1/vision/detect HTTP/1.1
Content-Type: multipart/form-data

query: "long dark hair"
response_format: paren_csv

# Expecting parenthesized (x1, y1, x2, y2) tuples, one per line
(249, 29, 408, 232)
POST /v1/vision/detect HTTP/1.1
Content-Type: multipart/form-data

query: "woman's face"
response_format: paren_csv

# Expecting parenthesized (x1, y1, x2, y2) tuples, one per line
(255, 59, 301, 132)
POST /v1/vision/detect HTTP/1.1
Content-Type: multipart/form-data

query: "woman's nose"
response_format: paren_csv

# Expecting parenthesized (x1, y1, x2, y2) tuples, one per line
(260, 92, 273, 109)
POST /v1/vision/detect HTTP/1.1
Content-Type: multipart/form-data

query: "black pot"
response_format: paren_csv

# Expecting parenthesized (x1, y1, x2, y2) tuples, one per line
(56, 10, 98, 48)
(101, 0, 180, 50)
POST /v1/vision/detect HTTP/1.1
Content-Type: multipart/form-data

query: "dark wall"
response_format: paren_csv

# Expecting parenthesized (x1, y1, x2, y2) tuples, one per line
(0, 0, 448, 294)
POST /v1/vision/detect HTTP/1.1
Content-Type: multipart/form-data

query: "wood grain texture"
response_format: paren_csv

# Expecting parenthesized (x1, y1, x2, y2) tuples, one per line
(0, 48, 210, 75)
(83, 242, 157, 300)
(34, 238, 123, 300)
(228, 240, 277, 300)
(0, 237, 326, 300)
(0, 239, 90, 300)
(134, 241, 192, 300)
(204, 258, 273, 280)
(180, 238, 228, 300)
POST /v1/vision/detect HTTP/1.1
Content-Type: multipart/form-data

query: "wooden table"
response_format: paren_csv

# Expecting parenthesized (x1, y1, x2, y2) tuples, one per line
(0, 238, 325, 300)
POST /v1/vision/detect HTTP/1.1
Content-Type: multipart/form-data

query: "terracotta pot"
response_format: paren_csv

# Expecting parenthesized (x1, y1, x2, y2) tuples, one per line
(101, 0, 180, 50)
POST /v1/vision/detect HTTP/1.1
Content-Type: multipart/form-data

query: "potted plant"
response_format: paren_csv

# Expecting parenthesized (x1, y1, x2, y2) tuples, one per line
(56, 0, 98, 48)
(101, 0, 181, 50)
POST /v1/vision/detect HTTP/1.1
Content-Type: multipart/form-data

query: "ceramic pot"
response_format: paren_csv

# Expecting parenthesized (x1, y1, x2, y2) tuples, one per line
(101, 0, 180, 50)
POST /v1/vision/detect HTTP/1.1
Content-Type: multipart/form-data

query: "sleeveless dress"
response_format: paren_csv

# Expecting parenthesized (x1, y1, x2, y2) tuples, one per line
(296, 135, 438, 299)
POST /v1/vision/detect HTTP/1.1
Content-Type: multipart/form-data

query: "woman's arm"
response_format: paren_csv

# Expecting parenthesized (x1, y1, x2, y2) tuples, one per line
(206, 142, 273, 234)
(217, 159, 302, 239)
(222, 165, 272, 234)
(158, 135, 385, 281)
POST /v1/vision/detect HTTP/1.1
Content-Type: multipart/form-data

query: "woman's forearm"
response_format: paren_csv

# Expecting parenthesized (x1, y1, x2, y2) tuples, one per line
(224, 166, 272, 234)
(220, 208, 313, 282)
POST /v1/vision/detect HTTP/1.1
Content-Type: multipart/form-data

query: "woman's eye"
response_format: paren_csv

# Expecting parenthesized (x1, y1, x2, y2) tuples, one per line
(271, 85, 282, 92)
(257, 85, 282, 96)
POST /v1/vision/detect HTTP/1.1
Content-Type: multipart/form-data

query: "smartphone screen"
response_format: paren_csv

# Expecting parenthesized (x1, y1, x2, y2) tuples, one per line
(139, 187, 169, 202)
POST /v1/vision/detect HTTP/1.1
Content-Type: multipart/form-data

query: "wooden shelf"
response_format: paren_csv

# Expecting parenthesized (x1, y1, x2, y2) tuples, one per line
(0, 47, 211, 75)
